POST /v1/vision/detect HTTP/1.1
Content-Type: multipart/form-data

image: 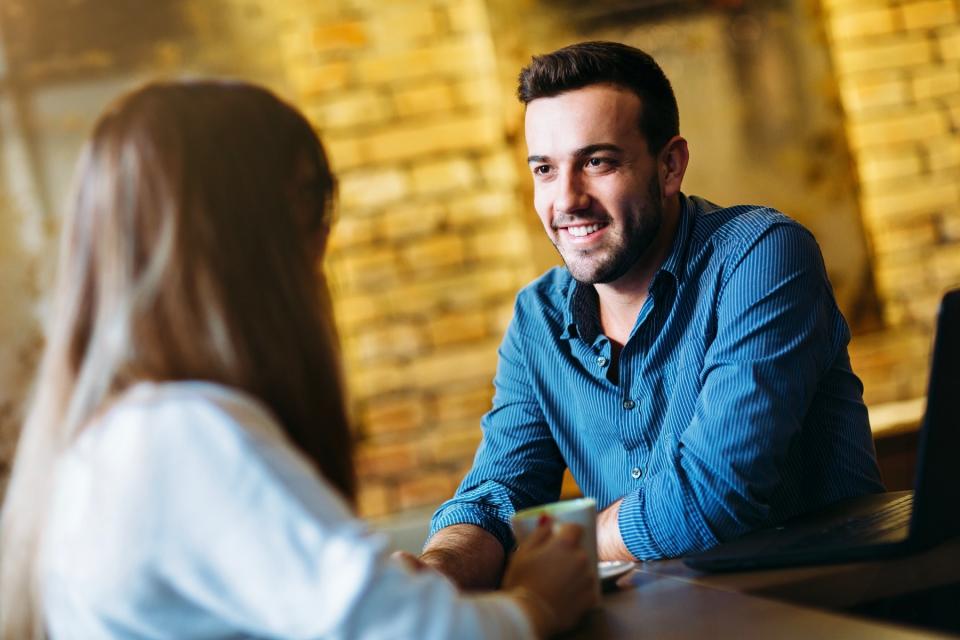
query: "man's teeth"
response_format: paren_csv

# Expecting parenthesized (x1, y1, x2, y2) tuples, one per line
(566, 223, 602, 237)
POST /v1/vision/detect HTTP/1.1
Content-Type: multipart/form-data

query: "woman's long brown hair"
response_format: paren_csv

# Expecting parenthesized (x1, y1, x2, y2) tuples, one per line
(0, 80, 355, 638)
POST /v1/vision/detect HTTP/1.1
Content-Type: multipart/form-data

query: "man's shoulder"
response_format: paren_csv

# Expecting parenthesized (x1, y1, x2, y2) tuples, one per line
(687, 196, 811, 254)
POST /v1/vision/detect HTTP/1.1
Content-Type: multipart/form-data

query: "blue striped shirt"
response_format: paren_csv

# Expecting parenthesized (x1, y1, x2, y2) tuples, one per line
(429, 195, 884, 560)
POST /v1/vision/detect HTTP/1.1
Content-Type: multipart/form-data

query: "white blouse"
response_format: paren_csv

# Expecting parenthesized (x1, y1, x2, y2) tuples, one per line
(41, 381, 532, 639)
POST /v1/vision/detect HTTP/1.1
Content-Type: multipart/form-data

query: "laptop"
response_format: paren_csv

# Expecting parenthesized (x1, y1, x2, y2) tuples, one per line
(684, 288, 960, 572)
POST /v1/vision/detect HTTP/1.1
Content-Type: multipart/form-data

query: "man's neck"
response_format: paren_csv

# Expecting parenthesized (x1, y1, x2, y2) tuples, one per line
(596, 196, 681, 348)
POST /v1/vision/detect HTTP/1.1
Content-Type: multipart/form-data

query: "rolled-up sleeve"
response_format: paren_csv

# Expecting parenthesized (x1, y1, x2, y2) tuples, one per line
(619, 223, 842, 559)
(429, 300, 567, 552)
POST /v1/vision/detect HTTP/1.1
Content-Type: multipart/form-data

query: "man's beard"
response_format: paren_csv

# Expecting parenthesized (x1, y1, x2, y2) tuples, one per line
(558, 177, 663, 285)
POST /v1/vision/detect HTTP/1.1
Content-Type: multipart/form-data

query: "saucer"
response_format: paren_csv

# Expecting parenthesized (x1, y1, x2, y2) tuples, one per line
(598, 560, 635, 584)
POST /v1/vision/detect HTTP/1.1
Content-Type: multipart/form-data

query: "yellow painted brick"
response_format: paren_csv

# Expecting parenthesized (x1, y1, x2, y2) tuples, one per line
(423, 420, 483, 465)
(940, 27, 960, 61)
(856, 148, 924, 183)
(356, 40, 490, 84)
(338, 167, 409, 209)
(280, 27, 315, 62)
(847, 107, 947, 149)
(900, 0, 957, 31)
(428, 310, 490, 347)
(869, 220, 938, 256)
(400, 234, 465, 271)
(369, 5, 440, 44)
(410, 157, 476, 195)
(409, 340, 501, 388)
(911, 64, 960, 100)
(355, 323, 426, 362)
(321, 134, 366, 171)
(828, 6, 898, 41)
(355, 441, 421, 479)
(393, 82, 456, 117)
(951, 100, 960, 129)
(491, 298, 518, 335)
(433, 384, 493, 422)
(347, 360, 410, 399)
(333, 293, 383, 329)
(834, 36, 933, 75)
(838, 72, 910, 112)
(361, 394, 427, 435)
(932, 246, 960, 283)
(446, 0, 489, 34)
(469, 223, 531, 262)
(327, 214, 377, 252)
(821, 0, 889, 10)
(381, 202, 445, 240)
(289, 61, 351, 96)
(479, 150, 520, 188)
(385, 268, 519, 316)
(861, 178, 960, 220)
(312, 20, 367, 52)
(927, 138, 960, 172)
(356, 482, 391, 518)
(872, 260, 931, 299)
(446, 189, 523, 227)
(334, 247, 400, 291)
(904, 292, 947, 328)
(452, 77, 500, 109)
(313, 90, 392, 129)
(361, 115, 502, 163)
(397, 472, 457, 511)
(940, 208, 960, 241)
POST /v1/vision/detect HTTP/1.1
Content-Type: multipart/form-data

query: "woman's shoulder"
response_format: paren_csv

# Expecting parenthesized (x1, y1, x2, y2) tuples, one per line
(92, 380, 354, 524)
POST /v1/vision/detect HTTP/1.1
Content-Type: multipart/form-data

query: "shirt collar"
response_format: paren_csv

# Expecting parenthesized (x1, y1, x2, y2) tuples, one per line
(561, 193, 697, 343)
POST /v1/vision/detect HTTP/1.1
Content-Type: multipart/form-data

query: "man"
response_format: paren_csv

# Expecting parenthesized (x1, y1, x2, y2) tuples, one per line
(420, 41, 884, 589)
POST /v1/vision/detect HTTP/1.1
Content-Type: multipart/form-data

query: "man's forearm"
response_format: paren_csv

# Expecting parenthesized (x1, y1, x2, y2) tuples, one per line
(421, 524, 506, 590)
(597, 499, 636, 561)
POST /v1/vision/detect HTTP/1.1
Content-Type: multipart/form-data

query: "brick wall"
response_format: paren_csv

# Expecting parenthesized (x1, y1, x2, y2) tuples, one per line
(1, 0, 956, 519)
(821, 0, 960, 405)
(273, 0, 536, 517)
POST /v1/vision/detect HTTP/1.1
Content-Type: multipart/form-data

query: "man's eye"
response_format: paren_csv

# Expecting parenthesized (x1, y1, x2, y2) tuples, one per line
(533, 165, 552, 175)
(586, 158, 608, 168)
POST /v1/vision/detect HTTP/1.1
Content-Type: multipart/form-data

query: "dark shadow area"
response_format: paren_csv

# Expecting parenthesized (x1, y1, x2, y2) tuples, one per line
(849, 581, 960, 637)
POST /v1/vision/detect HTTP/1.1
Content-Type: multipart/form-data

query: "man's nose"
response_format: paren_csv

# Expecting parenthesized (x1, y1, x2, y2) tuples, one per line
(554, 170, 590, 215)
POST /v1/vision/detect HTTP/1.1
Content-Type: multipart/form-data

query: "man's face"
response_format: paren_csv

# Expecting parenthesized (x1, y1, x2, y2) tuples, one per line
(525, 84, 663, 285)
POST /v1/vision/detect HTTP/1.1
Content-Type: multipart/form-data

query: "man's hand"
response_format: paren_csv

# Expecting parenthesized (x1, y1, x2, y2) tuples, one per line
(419, 524, 506, 590)
(391, 550, 431, 573)
(597, 499, 636, 562)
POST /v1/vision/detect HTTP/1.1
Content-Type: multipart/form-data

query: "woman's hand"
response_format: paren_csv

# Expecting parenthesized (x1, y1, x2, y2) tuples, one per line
(502, 517, 600, 638)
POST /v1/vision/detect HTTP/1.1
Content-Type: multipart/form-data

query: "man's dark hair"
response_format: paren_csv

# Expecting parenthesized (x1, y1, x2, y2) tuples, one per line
(518, 41, 679, 155)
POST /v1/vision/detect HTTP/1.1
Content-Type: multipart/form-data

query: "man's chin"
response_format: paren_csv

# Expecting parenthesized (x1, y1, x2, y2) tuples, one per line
(564, 262, 611, 285)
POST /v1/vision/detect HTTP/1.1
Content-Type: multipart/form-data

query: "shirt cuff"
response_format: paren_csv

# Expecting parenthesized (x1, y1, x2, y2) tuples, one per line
(428, 504, 516, 553)
(617, 489, 665, 560)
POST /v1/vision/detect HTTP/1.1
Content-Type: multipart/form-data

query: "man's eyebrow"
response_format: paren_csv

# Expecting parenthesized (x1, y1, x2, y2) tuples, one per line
(574, 143, 624, 157)
(527, 144, 625, 164)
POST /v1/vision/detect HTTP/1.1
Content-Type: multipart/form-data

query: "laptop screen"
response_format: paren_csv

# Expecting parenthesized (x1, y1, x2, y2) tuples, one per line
(909, 288, 960, 545)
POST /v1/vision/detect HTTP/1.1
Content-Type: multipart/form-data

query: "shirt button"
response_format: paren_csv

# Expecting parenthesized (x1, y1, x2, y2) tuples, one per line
(622, 399, 636, 410)
(631, 467, 643, 479)
(596, 356, 608, 367)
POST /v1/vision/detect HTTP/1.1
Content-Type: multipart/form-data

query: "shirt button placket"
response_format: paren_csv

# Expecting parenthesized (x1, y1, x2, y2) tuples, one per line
(622, 399, 636, 410)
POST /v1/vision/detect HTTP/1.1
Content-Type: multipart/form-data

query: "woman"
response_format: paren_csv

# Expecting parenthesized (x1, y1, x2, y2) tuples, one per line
(0, 81, 597, 639)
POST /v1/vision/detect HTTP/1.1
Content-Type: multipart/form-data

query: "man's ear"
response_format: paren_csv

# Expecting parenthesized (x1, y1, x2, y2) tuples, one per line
(659, 136, 689, 199)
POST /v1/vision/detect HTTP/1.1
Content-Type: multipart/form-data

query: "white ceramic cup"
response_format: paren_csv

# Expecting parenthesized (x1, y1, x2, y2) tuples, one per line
(511, 497, 599, 588)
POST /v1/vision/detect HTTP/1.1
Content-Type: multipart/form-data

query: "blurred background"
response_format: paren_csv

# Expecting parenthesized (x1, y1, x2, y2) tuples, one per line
(0, 0, 957, 532)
